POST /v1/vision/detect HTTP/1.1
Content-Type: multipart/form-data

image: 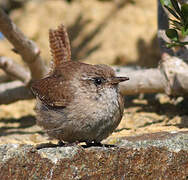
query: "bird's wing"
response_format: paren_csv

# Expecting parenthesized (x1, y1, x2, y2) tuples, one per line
(31, 76, 73, 107)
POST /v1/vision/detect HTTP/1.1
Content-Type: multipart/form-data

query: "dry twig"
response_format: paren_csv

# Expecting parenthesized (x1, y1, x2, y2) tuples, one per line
(0, 8, 47, 80)
(114, 67, 166, 95)
(0, 81, 33, 104)
(0, 56, 30, 83)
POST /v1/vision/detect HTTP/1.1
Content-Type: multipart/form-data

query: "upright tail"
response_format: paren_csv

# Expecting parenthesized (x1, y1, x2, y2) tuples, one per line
(49, 24, 71, 70)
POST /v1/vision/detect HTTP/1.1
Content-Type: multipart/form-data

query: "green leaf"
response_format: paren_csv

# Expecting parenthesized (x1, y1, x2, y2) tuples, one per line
(181, 4, 188, 27)
(166, 42, 177, 48)
(164, 5, 180, 20)
(181, 27, 188, 37)
(160, 0, 171, 7)
(166, 29, 179, 41)
(170, 0, 182, 17)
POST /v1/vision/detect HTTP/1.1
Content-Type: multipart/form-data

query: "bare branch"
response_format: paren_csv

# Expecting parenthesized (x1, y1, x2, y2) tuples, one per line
(0, 81, 33, 105)
(0, 8, 47, 80)
(157, 0, 174, 56)
(0, 56, 31, 83)
(114, 67, 166, 95)
(159, 55, 188, 96)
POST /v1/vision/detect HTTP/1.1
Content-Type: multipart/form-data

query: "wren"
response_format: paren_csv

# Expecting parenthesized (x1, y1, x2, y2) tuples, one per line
(31, 24, 129, 145)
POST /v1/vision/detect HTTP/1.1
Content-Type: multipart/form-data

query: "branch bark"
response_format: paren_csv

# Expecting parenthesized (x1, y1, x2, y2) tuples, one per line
(0, 8, 47, 80)
(159, 55, 188, 96)
(0, 81, 33, 105)
(114, 67, 166, 95)
(0, 56, 30, 83)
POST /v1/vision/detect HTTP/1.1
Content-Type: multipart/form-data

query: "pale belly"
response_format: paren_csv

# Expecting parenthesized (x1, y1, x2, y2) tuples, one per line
(35, 88, 124, 143)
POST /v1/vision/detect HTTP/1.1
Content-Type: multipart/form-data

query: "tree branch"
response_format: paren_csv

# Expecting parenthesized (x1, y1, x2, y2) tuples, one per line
(114, 67, 166, 95)
(0, 81, 33, 105)
(0, 8, 47, 80)
(0, 56, 30, 83)
(159, 55, 188, 96)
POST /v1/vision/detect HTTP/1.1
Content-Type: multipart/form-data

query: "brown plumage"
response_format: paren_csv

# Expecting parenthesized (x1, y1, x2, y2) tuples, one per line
(49, 24, 71, 68)
(31, 24, 129, 145)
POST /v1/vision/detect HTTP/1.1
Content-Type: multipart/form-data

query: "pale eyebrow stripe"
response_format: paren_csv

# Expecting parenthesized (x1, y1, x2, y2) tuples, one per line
(81, 77, 93, 81)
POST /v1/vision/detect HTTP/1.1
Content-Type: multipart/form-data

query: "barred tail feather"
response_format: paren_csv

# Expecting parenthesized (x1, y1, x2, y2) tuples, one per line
(49, 24, 71, 70)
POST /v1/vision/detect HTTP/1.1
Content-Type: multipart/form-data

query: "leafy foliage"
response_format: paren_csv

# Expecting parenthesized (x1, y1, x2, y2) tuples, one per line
(160, 0, 188, 47)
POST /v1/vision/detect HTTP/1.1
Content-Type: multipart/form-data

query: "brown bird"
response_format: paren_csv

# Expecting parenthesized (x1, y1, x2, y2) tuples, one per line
(31, 24, 129, 146)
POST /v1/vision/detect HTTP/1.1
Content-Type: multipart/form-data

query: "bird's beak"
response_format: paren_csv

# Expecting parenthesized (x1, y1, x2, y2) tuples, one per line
(109, 77, 129, 85)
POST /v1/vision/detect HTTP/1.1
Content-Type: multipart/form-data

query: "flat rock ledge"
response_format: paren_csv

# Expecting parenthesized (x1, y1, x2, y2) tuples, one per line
(1, 131, 188, 180)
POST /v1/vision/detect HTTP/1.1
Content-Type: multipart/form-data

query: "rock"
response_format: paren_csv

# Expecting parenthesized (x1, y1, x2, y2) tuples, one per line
(0, 131, 188, 179)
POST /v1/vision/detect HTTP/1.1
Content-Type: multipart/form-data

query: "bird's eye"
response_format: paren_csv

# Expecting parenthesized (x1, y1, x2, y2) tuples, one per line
(93, 77, 103, 86)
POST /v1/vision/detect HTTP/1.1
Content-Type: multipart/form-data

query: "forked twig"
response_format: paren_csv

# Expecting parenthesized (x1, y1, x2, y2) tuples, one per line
(0, 8, 47, 80)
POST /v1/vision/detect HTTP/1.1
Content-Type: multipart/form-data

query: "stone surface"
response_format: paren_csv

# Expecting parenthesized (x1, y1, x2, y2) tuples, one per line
(1, 131, 188, 179)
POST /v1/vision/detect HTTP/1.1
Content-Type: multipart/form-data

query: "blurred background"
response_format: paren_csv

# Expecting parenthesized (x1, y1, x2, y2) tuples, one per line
(0, 0, 160, 68)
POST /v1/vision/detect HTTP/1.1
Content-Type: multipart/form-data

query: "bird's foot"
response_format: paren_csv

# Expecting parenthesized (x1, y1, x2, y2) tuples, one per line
(85, 141, 103, 147)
